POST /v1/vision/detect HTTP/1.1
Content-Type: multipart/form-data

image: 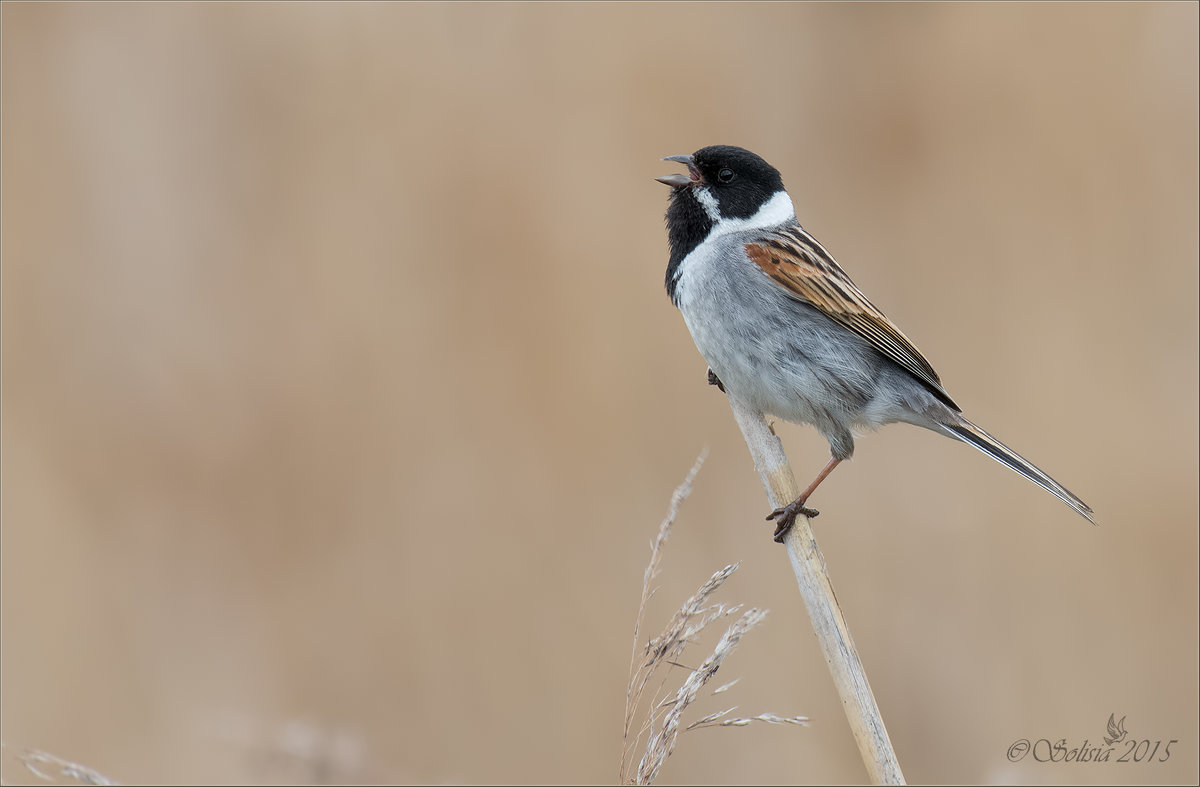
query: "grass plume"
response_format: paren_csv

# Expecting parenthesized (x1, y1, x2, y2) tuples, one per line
(620, 452, 808, 784)
(1, 743, 119, 786)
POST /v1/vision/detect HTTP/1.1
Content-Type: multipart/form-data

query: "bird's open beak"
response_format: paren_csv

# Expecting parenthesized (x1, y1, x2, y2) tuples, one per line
(656, 154, 700, 188)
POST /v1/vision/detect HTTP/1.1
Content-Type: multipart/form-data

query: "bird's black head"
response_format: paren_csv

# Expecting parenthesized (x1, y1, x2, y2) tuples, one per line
(687, 145, 786, 220)
(658, 145, 790, 302)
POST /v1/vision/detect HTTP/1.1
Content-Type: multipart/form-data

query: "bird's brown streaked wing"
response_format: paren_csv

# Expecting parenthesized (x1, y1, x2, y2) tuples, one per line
(744, 226, 959, 410)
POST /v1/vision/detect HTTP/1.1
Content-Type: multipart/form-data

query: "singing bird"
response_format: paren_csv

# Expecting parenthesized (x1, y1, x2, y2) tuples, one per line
(658, 145, 1094, 541)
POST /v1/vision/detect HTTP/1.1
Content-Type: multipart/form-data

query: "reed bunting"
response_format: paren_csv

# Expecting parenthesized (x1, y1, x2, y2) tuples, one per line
(657, 145, 1093, 542)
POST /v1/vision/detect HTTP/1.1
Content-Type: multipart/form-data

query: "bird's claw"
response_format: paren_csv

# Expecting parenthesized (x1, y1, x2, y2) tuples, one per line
(706, 368, 726, 393)
(766, 500, 819, 543)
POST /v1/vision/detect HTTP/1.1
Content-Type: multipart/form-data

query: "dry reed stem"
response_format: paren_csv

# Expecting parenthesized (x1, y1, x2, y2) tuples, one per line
(726, 396, 904, 785)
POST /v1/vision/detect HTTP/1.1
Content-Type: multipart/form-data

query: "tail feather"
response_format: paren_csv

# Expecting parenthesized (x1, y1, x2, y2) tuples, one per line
(941, 419, 1095, 524)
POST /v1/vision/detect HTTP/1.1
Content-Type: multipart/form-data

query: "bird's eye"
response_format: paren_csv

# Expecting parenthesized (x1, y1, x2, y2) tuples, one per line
(717, 168, 735, 183)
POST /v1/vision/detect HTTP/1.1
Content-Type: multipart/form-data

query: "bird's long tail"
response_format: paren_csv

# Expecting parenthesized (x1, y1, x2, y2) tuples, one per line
(940, 417, 1095, 523)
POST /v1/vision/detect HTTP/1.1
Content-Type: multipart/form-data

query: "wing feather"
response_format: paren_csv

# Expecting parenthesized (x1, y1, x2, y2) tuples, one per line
(745, 226, 959, 410)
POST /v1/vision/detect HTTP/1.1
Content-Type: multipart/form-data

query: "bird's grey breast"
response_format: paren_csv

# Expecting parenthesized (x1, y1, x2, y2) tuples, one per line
(674, 231, 804, 393)
(672, 228, 883, 430)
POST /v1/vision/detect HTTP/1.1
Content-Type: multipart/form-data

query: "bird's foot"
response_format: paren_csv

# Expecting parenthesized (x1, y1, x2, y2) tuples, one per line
(766, 498, 819, 543)
(706, 368, 726, 393)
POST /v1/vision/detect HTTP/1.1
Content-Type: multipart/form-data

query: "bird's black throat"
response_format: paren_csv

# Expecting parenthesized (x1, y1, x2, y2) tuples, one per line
(664, 188, 714, 305)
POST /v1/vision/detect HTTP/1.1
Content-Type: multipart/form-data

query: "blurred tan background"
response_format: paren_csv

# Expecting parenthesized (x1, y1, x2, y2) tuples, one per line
(2, 3, 1197, 785)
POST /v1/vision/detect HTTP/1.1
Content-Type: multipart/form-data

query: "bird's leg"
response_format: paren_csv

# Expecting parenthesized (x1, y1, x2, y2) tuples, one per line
(766, 456, 843, 543)
(706, 368, 726, 393)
